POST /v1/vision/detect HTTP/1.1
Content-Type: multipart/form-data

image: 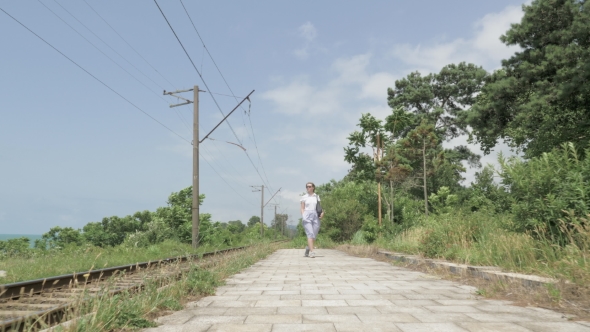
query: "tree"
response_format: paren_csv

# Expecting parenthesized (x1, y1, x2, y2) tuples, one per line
(344, 113, 384, 181)
(41, 226, 84, 248)
(399, 122, 440, 215)
(227, 220, 245, 234)
(388, 62, 487, 141)
(248, 216, 261, 227)
(271, 213, 288, 236)
(468, 0, 590, 158)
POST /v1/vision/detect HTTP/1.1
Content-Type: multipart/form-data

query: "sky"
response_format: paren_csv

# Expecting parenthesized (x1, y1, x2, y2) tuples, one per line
(0, 0, 527, 234)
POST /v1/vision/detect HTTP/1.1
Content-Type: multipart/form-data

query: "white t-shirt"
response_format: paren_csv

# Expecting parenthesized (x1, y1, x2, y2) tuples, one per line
(300, 193, 320, 211)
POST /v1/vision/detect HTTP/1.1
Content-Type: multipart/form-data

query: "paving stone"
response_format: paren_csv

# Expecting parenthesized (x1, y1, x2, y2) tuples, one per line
(155, 311, 194, 325)
(187, 307, 228, 316)
(255, 300, 302, 307)
(357, 313, 419, 323)
(517, 321, 590, 331)
(303, 314, 362, 323)
(302, 299, 348, 307)
(395, 322, 468, 332)
(271, 323, 336, 331)
(208, 323, 272, 331)
(281, 294, 323, 300)
(245, 314, 302, 324)
(147, 249, 579, 332)
(411, 313, 479, 323)
(425, 305, 483, 313)
(333, 322, 403, 332)
(276, 306, 328, 315)
(320, 294, 365, 301)
(326, 306, 381, 314)
(208, 300, 257, 308)
(457, 322, 531, 332)
(222, 307, 277, 315)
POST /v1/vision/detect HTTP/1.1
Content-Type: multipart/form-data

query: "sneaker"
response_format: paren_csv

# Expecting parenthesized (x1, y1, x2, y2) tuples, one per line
(309, 251, 316, 258)
(304, 246, 309, 257)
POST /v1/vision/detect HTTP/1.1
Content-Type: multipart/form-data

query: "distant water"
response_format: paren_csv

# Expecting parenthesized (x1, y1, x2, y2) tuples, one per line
(0, 234, 43, 247)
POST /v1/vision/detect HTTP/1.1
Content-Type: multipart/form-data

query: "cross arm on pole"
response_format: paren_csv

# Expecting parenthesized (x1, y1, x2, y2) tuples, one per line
(200, 90, 255, 144)
(264, 188, 281, 207)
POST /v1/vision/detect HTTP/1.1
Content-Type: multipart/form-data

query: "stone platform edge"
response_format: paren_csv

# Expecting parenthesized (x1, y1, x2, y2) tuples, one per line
(376, 250, 557, 288)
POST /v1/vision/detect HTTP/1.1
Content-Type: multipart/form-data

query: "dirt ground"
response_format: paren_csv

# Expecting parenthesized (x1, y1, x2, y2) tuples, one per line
(337, 244, 590, 322)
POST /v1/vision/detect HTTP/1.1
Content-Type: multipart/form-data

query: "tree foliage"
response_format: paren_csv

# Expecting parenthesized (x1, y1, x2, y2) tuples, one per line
(388, 62, 487, 140)
(468, 0, 590, 158)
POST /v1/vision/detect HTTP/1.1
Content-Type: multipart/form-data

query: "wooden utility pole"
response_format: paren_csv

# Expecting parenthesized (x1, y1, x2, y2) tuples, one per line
(192, 86, 199, 248)
(260, 185, 264, 236)
(376, 133, 382, 226)
(165, 87, 255, 248)
(274, 205, 278, 239)
(164, 86, 200, 248)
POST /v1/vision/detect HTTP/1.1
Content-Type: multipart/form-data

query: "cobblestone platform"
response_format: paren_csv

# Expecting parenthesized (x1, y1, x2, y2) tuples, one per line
(144, 249, 590, 332)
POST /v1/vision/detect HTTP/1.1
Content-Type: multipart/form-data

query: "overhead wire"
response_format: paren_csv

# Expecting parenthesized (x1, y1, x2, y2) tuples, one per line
(178, 0, 275, 195)
(81, 0, 178, 90)
(153, 0, 275, 195)
(0, 6, 190, 144)
(36, 0, 170, 106)
(53, 0, 167, 91)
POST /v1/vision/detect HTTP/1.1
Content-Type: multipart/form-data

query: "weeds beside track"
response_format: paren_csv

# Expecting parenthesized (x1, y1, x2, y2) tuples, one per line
(0, 240, 288, 331)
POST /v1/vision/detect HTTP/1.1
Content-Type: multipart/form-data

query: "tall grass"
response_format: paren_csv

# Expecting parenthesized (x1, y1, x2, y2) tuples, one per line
(0, 239, 274, 284)
(379, 210, 590, 285)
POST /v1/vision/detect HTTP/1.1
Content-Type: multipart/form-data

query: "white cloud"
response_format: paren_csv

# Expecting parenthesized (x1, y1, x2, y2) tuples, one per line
(294, 22, 318, 59)
(299, 22, 317, 42)
(391, 5, 523, 73)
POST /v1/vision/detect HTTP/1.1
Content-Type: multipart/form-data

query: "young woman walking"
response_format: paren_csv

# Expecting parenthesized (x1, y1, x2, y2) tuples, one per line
(300, 182, 324, 258)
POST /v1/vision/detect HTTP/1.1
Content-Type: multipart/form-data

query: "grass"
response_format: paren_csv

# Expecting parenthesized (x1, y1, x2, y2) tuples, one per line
(0, 239, 278, 284)
(373, 210, 590, 286)
(28, 241, 286, 332)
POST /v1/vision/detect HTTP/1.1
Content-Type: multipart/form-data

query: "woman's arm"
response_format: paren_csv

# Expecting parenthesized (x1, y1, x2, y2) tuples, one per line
(300, 201, 305, 215)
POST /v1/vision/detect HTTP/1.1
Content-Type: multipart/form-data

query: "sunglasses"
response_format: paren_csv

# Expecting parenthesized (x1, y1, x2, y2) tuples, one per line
(306, 185, 313, 188)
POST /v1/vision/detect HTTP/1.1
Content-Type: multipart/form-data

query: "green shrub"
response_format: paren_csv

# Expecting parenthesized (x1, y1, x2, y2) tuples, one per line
(361, 215, 379, 243)
(499, 143, 590, 243)
(318, 180, 378, 242)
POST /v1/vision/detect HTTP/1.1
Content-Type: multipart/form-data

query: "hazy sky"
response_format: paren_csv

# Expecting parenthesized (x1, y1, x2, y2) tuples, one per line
(1, 1, 526, 234)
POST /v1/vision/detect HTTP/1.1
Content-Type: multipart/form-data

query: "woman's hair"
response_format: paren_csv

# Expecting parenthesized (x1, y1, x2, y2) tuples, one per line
(306, 182, 316, 192)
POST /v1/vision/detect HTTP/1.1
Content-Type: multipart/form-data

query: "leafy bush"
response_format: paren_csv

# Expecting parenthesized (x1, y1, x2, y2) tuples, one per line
(499, 143, 590, 243)
(318, 180, 378, 242)
(361, 215, 379, 243)
(428, 186, 458, 214)
(0, 237, 31, 258)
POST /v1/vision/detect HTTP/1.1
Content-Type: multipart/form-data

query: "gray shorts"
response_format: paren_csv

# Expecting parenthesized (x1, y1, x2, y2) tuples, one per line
(302, 210, 320, 239)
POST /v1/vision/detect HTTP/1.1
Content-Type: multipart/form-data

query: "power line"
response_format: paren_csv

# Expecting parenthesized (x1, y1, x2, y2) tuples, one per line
(36, 0, 169, 105)
(0, 6, 190, 144)
(154, 0, 276, 196)
(82, 0, 178, 90)
(200, 151, 257, 207)
(179, 0, 275, 195)
(53, 0, 167, 91)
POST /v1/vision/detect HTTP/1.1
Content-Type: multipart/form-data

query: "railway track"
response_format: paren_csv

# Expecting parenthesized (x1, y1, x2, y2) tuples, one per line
(0, 242, 285, 331)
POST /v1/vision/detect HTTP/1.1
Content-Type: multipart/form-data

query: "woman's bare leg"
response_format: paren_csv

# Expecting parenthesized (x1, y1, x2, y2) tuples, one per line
(307, 237, 314, 252)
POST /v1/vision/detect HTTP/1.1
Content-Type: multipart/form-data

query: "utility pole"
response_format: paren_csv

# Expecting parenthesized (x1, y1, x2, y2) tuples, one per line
(376, 133, 382, 226)
(165, 87, 255, 249)
(274, 204, 278, 239)
(251, 186, 282, 238)
(268, 203, 280, 239)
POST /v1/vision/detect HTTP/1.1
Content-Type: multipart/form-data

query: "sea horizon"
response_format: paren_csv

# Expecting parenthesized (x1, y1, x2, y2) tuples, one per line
(0, 234, 43, 247)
